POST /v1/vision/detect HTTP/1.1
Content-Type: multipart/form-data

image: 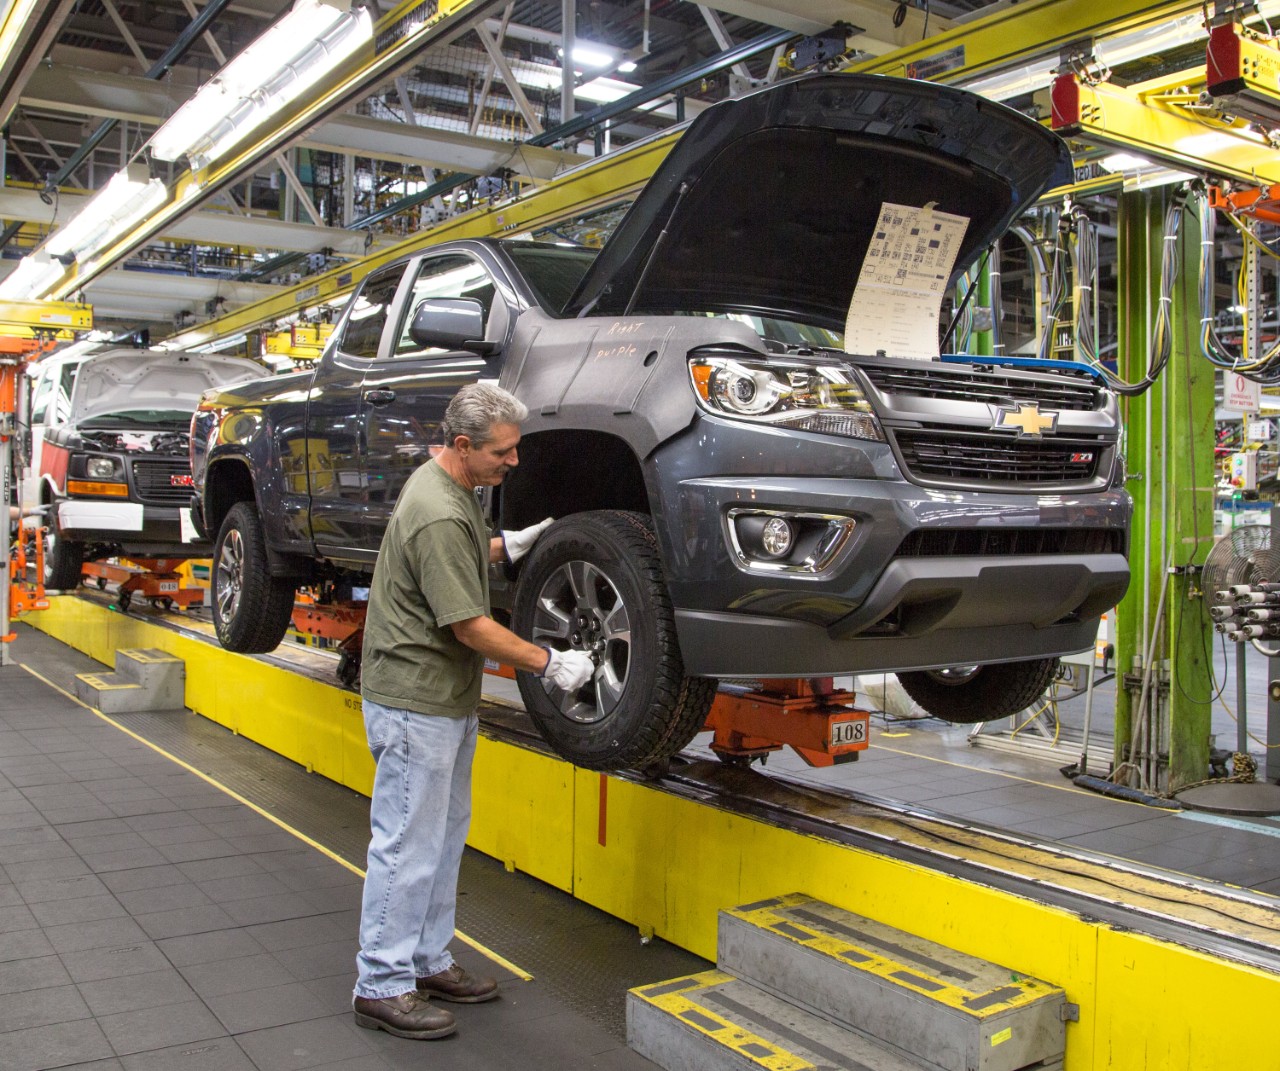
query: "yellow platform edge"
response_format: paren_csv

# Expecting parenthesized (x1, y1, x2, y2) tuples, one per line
(29, 596, 1280, 1071)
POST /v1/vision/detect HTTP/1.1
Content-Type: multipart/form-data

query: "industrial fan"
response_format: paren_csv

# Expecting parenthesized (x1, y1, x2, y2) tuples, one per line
(1202, 524, 1280, 601)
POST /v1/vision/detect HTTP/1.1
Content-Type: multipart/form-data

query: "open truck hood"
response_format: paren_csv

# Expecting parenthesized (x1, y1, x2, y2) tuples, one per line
(69, 349, 264, 424)
(565, 73, 1071, 329)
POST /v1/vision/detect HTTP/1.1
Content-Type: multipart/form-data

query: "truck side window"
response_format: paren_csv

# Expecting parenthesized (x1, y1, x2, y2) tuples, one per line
(339, 264, 406, 359)
(31, 361, 78, 425)
(394, 254, 497, 358)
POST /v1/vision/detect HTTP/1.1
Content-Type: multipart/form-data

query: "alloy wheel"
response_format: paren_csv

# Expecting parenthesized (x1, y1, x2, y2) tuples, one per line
(529, 559, 630, 724)
(215, 528, 245, 626)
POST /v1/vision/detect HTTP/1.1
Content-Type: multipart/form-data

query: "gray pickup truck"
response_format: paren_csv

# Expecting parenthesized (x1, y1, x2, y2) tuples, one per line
(191, 73, 1130, 771)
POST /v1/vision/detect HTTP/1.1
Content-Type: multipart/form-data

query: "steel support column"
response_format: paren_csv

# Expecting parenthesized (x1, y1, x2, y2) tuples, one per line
(1115, 189, 1215, 792)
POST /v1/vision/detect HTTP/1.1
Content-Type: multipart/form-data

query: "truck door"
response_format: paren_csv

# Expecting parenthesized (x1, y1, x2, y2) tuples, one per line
(357, 250, 514, 543)
(303, 262, 406, 566)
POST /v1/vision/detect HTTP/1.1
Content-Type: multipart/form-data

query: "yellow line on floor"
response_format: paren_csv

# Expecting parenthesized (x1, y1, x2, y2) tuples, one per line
(20, 662, 533, 982)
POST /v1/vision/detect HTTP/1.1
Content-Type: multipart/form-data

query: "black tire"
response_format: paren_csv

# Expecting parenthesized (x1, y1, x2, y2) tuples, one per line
(513, 510, 715, 771)
(897, 658, 1060, 724)
(212, 502, 297, 653)
(44, 529, 83, 590)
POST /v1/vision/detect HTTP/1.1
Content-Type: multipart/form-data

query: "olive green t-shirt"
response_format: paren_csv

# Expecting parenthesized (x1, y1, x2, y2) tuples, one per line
(360, 459, 490, 718)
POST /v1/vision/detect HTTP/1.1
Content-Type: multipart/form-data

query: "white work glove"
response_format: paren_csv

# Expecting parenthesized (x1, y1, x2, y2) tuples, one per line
(504, 517, 554, 563)
(542, 647, 596, 692)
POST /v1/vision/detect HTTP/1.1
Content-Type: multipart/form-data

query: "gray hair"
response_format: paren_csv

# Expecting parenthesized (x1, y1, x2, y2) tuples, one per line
(441, 383, 528, 447)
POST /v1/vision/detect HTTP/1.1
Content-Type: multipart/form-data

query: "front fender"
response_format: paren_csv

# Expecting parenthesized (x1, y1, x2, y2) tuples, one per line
(500, 307, 764, 459)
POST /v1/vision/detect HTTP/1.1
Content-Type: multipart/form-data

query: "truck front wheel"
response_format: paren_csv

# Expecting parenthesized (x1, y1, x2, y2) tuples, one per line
(212, 502, 297, 653)
(513, 510, 715, 771)
(896, 658, 1060, 724)
(44, 529, 84, 590)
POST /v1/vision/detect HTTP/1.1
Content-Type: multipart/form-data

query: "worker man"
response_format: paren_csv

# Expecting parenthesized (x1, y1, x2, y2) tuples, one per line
(352, 383, 595, 1041)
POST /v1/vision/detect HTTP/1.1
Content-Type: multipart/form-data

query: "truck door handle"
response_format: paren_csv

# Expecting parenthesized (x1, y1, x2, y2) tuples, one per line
(364, 389, 396, 406)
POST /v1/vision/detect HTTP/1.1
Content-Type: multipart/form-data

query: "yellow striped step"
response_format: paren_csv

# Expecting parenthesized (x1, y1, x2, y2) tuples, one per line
(72, 648, 186, 713)
(719, 893, 1067, 1071)
(627, 969, 922, 1071)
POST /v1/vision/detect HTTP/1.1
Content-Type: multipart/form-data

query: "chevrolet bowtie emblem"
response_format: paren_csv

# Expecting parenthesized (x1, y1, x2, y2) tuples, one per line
(994, 404, 1057, 437)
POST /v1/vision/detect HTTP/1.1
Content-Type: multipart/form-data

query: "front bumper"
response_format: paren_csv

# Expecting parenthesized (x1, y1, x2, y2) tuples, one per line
(57, 499, 211, 558)
(656, 470, 1130, 679)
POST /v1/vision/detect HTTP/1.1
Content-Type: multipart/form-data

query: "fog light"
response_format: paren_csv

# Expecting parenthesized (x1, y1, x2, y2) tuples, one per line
(761, 516, 794, 558)
(86, 457, 116, 479)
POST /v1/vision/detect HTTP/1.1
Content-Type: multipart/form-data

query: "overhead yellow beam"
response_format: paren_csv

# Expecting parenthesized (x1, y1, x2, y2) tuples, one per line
(0, 298, 92, 338)
(849, 0, 1204, 82)
(1051, 69, 1280, 187)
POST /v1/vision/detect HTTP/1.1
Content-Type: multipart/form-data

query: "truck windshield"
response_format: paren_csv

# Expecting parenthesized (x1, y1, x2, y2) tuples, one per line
(504, 244, 598, 314)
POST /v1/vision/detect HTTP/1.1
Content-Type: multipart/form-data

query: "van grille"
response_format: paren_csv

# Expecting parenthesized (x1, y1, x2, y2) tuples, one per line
(892, 427, 1105, 486)
(131, 458, 192, 506)
(863, 364, 1100, 411)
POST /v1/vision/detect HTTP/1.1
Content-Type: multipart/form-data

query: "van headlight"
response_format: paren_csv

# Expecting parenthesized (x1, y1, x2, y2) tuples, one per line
(689, 355, 884, 441)
(86, 457, 120, 479)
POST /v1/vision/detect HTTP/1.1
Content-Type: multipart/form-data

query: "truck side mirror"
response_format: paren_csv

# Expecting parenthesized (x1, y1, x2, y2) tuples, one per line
(409, 298, 496, 355)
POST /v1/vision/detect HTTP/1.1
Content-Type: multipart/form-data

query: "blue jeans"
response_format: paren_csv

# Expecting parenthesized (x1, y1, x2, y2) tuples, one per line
(354, 698, 478, 999)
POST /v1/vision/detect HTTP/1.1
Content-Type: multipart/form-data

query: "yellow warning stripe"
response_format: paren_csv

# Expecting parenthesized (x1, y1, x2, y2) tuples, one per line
(632, 971, 815, 1071)
(75, 675, 139, 690)
(118, 649, 181, 664)
(727, 895, 1053, 1015)
(21, 662, 532, 982)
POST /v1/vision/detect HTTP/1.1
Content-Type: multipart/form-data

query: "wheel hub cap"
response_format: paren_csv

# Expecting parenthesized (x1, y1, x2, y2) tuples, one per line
(529, 559, 631, 725)
(215, 530, 244, 627)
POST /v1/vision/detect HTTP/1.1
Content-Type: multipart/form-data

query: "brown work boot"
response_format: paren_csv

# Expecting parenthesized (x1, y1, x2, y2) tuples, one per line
(353, 991, 456, 1039)
(416, 963, 499, 1003)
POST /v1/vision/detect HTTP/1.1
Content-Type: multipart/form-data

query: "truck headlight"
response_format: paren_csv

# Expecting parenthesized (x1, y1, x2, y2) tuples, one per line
(689, 355, 884, 441)
(85, 457, 118, 480)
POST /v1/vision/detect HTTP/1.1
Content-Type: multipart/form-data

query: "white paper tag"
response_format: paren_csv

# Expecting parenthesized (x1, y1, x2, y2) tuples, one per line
(844, 201, 969, 360)
(179, 507, 198, 543)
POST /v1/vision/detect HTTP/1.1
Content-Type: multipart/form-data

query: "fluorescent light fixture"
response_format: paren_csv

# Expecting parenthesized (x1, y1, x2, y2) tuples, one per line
(0, 0, 39, 71)
(194, 332, 248, 354)
(576, 76, 641, 104)
(1099, 151, 1155, 172)
(1175, 131, 1255, 156)
(557, 41, 619, 69)
(1097, 151, 1193, 188)
(1123, 167, 1196, 190)
(44, 163, 166, 263)
(0, 251, 66, 300)
(149, 0, 372, 169)
(617, 59, 638, 73)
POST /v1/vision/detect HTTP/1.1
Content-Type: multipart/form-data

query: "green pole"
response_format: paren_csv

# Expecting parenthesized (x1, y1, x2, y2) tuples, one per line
(1113, 189, 1215, 792)
(973, 256, 994, 357)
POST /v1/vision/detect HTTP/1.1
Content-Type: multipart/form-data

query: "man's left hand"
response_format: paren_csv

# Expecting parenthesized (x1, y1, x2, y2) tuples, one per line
(503, 517, 554, 563)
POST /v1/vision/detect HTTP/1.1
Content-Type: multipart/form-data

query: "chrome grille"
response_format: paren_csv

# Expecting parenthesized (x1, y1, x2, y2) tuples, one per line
(131, 458, 192, 506)
(863, 365, 1100, 411)
(895, 528, 1124, 558)
(892, 428, 1104, 486)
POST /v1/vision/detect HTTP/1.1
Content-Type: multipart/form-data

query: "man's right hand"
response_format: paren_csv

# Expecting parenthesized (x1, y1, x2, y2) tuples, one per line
(542, 648, 596, 691)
